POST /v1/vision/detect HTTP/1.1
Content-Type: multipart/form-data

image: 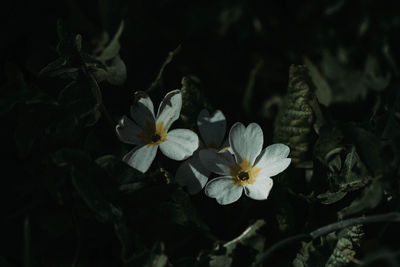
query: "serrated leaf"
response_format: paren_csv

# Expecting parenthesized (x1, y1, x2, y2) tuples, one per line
(325, 225, 364, 267)
(292, 239, 332, 267)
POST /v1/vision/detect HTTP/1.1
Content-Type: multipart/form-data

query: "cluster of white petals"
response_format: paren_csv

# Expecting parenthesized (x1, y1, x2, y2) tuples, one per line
(199, 122, 291, 205)
(116, 90, 199, 173)
(116, 92, 291, 205)
(175, 109, 228, 194)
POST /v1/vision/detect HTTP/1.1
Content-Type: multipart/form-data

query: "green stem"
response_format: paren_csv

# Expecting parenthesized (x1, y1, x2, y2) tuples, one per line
(147, 45, 182, 93)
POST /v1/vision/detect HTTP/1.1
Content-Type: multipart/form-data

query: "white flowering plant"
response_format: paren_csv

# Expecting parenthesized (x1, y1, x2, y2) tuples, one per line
(200, 122, 291, 204)
(5, 10, 399, 267)
(116, 90, 199, 173)
(175, 109, 229, 194)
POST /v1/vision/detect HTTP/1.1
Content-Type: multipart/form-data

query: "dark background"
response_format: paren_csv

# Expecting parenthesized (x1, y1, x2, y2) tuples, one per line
(1, 0, 400, 266)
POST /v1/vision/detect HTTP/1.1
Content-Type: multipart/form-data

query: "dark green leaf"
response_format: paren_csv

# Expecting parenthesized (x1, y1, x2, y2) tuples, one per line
(317, 191, 347, 205)
(95, 154, 145, 184)
(58, 74, 102, 125)
(93, 56, 127, 85)
(53, 149, 122, 222)
(342, 124, 383, 176)
(180, 75, 213, 128)
(97, 21, 124, 62)
(338, 180, 383, 219)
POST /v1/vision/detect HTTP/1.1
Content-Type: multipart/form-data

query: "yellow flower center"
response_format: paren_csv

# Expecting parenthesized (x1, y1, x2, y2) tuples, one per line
(137, 121, 167, 146)
(230, 158, 261, 186)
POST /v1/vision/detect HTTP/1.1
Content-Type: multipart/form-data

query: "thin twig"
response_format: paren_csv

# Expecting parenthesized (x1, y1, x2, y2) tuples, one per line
(309, 212, 400, 239)
(252, 233, 309, 266)
(147, 45, 182, 93)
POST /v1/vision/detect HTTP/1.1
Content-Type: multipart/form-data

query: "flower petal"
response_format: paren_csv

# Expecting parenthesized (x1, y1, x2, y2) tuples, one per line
(257, 158, 291, 178)
(229, 122, 263, 165)
(122, 145, 158, 173)
(199, 148, 235, 176)
(244, 176, 273, 200)
(197, 109, 226, 147)
(130, 91, 155, 128)
(175, 152, 210, 195)
(205, 177, 243, 205)
(255, 144, 291, 177)
(115, 115, 143, 145)
(159, 129, 199, 160)
(156, 89, 182, 131)
(255, 144, 290, 165)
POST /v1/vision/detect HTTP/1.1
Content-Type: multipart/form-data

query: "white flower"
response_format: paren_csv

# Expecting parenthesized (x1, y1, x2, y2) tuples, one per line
(116, 90, 199, 173)
(175, 109, 228, 194)
(199, 122, 291, 205)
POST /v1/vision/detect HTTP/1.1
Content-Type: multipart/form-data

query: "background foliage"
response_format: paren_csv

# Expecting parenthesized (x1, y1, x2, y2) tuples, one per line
(1, 0, 400, 266)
